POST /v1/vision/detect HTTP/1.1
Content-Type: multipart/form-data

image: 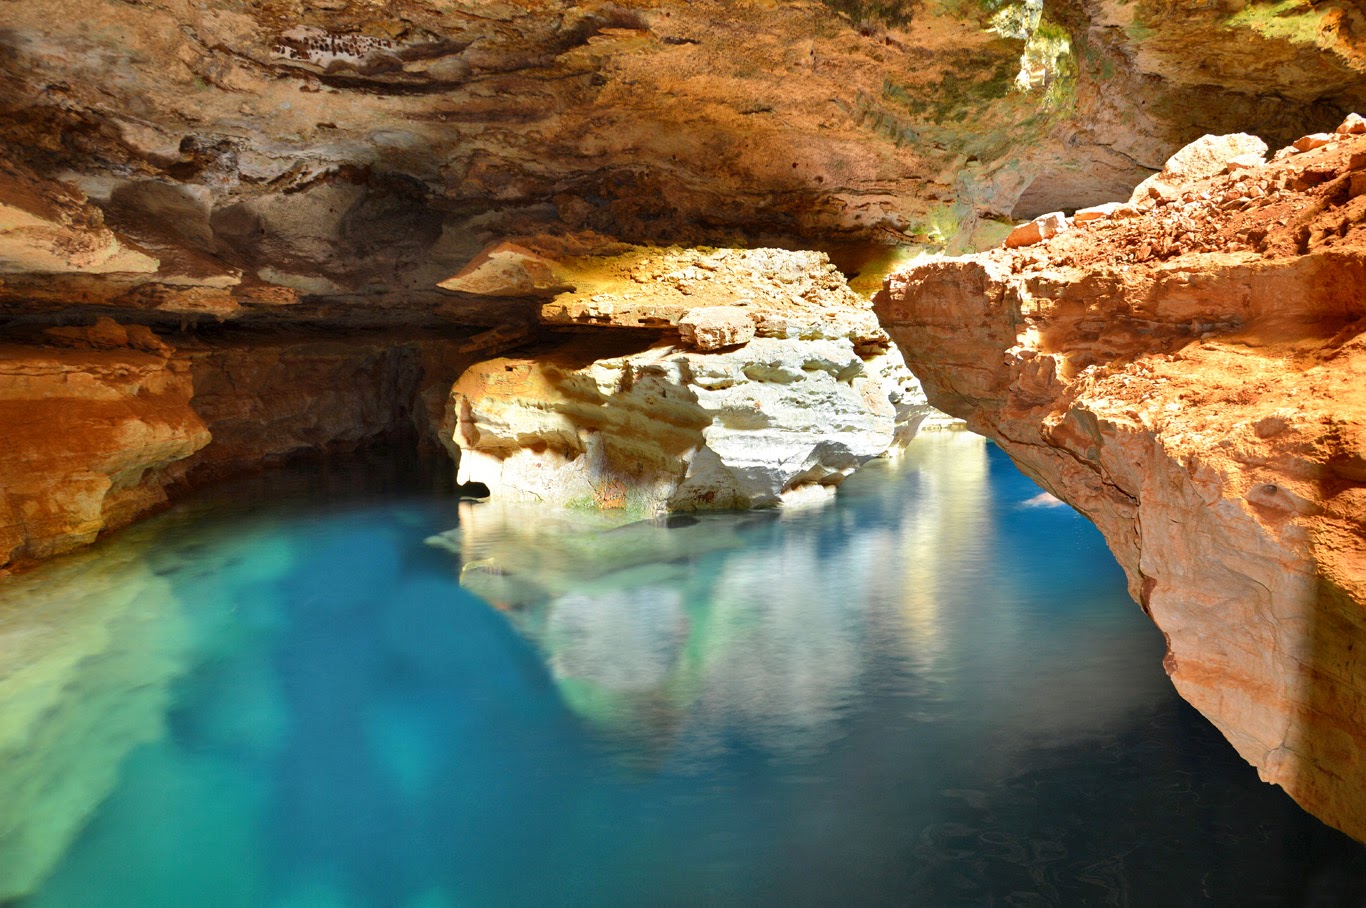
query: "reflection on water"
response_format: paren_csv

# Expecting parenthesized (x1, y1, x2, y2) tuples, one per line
(2, 438, 1364, 907)
(0, 542, 187, 901)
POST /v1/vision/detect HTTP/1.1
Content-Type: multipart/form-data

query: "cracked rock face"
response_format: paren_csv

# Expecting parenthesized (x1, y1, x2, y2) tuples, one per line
(877, 123, 1366, 841)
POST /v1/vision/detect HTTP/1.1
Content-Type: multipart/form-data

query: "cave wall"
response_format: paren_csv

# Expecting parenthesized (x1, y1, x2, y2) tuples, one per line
(0, 327, 474, 572)
(2, 0, 1363, 332)
(876, 124, 1366, 841)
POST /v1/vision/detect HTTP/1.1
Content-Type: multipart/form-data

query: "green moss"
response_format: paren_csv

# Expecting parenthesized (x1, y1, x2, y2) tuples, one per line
(817, 0, 916, 28)
(1124, 21, 1156, 42)
(1225, 0, 1330, 43)
(817, 0, 1026, 30)
(966, 216, 1015, 252)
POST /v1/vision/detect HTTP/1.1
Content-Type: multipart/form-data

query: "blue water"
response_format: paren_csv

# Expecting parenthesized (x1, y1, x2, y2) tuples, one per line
(2, 433, 1364, 907)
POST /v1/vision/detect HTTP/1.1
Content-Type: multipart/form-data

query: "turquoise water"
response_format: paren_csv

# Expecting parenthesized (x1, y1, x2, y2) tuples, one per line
(2, 433, 1364, 907)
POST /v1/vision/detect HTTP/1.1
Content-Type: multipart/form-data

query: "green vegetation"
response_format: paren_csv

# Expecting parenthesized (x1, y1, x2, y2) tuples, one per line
(816, 0, 1023, 29)
(1225, 0, 1330, 43)
(817, 0, 917, 28)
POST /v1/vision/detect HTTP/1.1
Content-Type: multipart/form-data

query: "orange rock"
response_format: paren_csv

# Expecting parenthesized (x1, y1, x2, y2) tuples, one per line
(1004, 211, 1068, 248)
(1293, 133, 1335, 152)
(1337, 112, 1366, 135)
(878, 129, 1366, 842)
(0, 347, 210, 569)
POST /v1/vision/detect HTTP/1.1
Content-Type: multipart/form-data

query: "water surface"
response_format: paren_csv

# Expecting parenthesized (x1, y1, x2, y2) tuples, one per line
(2, 434, 1363, 907)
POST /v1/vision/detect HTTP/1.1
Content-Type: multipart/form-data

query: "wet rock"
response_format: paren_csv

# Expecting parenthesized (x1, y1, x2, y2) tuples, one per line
(0, 346, 210, 569)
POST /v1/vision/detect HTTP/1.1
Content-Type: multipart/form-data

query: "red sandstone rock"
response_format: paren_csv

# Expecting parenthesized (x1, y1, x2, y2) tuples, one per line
(1294, 133, 1336, 152)
(1005, 212, 1069, 248)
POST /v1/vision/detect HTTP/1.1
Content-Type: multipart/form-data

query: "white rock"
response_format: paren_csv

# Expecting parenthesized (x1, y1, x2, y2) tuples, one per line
(443, 337, 935, 514)
(1335, 112, 1365, 136)
(1074, 202, 1122, 223)
(1129, 133, 1268, 205)
(677, 305, 756, 351)
(1224, 153, 1264, 172)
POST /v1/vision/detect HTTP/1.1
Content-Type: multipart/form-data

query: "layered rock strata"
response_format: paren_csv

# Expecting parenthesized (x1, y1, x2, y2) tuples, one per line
(0, 338, 209, 568)
(444, 248, 934, 513)
(0, 324, 482, 571)
(876, 122, 1366, 840)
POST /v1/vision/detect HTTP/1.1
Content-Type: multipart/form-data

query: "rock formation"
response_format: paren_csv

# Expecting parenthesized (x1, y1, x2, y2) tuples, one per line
(0, 334, 209, 567)
(0, 324, 482, 572)
(0, 0, 1364, 843)
(877, 119, 1366, 841)
(2, 0, 1363, 330)
(443, 247, 935, 513)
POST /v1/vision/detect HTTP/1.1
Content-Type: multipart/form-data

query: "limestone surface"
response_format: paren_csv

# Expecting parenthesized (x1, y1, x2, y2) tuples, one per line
(877, 121, 1366, 841)
(0, 326, 482, 571)
(444, 248, 934, 513)
(1, 0, 1363, 327)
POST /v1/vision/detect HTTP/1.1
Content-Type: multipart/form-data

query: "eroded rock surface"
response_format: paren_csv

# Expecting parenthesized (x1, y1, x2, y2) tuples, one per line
(445, 248, 935, 513)
(0, 325, 483, 571)
(0, 0, 1362, 329)
(877, 123, 1366, 840)
(0, 342, 209, 568)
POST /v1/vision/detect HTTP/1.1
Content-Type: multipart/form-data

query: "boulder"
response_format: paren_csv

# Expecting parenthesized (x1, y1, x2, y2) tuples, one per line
(1129, 133, 1268, 205)
(1073, 202, 1123, 223)
(442, 246, 942, 514)
(1004, 211, 1068, 248)
(677, 306, 756, 351)
(1293, 133, 1335, 152)
(1336, 112, 1366, 136)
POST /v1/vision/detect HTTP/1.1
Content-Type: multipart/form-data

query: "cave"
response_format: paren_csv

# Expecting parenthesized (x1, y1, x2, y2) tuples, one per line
(2, 0, 1366, 904)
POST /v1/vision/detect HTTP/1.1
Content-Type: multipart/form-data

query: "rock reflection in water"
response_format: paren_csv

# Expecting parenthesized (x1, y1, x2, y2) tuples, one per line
(438, 432, 1148, 767)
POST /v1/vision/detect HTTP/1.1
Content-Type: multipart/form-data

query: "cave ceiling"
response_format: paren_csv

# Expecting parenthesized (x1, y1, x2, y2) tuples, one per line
(0, 0, 1362, 329)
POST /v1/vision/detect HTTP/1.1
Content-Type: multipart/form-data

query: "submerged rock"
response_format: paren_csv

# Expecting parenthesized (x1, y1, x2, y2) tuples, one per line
(0, 540, 190, 901)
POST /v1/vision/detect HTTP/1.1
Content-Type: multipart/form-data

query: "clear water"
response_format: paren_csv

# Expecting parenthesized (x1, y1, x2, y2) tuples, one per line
(2, 433, 1364, 908)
